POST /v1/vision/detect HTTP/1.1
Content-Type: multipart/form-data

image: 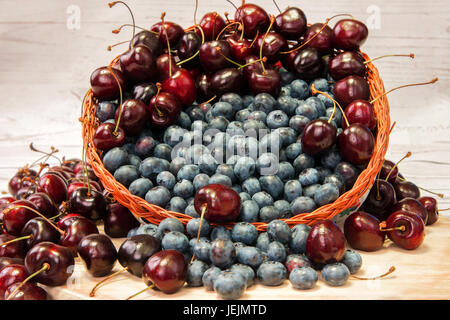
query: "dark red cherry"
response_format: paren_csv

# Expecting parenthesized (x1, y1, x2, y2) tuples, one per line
(68, 188, 107, 221)
(0, 257, 24, 270)
(196, 73, 214, 101)
(333, 75, 370, 107)
(306, 220, 346, 264)
(104, 203, 140, 238)
(0, 197, 16, 218)
(254, 32, 288, 63)
(38, 174, 68, 205)
(389, 198, 428, 225)
(90, 67, 126, 101)
(118, 234, 161, 277)
(120, 45, 157, 84)
(392, 179, 420, 200)
(275, 7, 307, 39)
(226, 33, 253, 63)
(235, 3, 270, 38)
(199, 40, 232, 72)
(379, 160, 398, 184)
(281, 50, 299, 72)
(131, 30, 161, 56)
(24, 242, 75, 286)
(93, 122, 126, 151)
(143, 249, 187, 294)
(16, 185, 38, 201)
(178, 31, 202, 68)
(343, 99, 376, 130)
(3, 200, 39, 236)
(133, 82, 158, 105)
(21, 217, 61, 249)
(338, 123, 375, 165)
(301, 119, 337, 156)
(242, 54, 264, 78)
(156, 53, 179, 81)
(332, 19, 369, 50)
(59, 215, 99, 253)
(303, 23, 333, 53)
(385, 211, 425, 250)
(344, 211, 386, 252)
(418, 197, 439, 226)
(361, 180, 397, 221)
(193, 184, 241, 223)
(0, 264, 28, 298)
(150, 21, 184, 48)
(8, 170, 37, 197)
(67, 181, 101, 200)
(210, 68, 245, 96)
(4, 282, 49, 300)
(161, 68, 197, 107)
(78, 234, 118, 277)
(0, 234, 26, 259)
(198, 12, 226, 41)
(148, 91, 181, 129)
(248, 69, 281, 97)
(115, 99, 148, 136)
(292, 47, 323, 81)
(26, 193, 58, 219)
(329, 51, 366, 80)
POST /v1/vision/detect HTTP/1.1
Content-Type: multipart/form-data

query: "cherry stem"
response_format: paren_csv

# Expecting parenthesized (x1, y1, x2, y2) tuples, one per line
(225, 0, 238, 11)
(215, 22, 243, 41)
(259, 15, 275, 74)
(212, 12, 218, 40)
(439, 208, 450, 212)
(29, 143, 61, 166)
(177, 25, 205, 66)
(215, 46, 244, 68)
(81, 146, 92, 196)
(0, 234, 32, 247)
(238, 57, 267, 70)
(193, 0, 199, 26)
(49, 209, 66, 221)
(249, 29, 259, 48)
(200, 95, 218, 106)
(272, 0, 282, 13)
(109, 1, 136, 48)
(385, 152, 412, 182)
(397, 176, 444, 199)
(112, 24, 157, 35)
(224, 12, 231, 24)
(108, 67, 124, 135)
(379, 222, 405, 232)
(6, 263, 50, 300)
(311, 84, 349, 127)
(350, 266, 396, 281)
(371, 78, 438, 104)
(161, 12, 173, 78)
(389, 121, 397, 135)
(190, 205, 207, 263)
(153, 83, 164, 117)
(126, 283, 155, 300)
(364, 53, 414, 65)
(3, 205, 65, 235)
(281, 14, 354, 54)
(107, 40, 130, 51)
(89, 266, 129, 297)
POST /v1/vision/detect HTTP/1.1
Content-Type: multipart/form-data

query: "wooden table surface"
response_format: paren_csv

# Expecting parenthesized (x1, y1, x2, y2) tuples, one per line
(0, 0, 449, 300)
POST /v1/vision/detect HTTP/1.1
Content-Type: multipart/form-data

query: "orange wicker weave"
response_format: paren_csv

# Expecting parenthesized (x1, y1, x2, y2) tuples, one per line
(81, 52, 390, 231)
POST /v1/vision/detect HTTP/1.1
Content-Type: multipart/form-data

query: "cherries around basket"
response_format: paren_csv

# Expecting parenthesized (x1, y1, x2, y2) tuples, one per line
(86, 1, 397, 227)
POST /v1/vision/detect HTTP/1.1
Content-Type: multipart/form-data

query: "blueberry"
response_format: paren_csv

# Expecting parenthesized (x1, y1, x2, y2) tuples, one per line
(173, 179, 194, 199)
(275, 127, 297, 147)
(163, 126, 187, 148)
(230, 263, 255, 287)
(252, 191, 274, 208)
(155, 171, 176, 190)
(128, 154, 142, 167)
(162, 231, 189, 252)
(211, 102, 234, 121)
(139, 157, 170, 179)
(280, 85, 292, 96)
(259, 175, 284, 200)
(289, 227, 309, 254)
(177, 164, 200, 181)
(192, 239, 212, 264)
(290, 196, 316, 215)
(236, 246, 264, 269)
(236, 200, 258, 223)
(169, 157, 187, 176)
(267, 219, 292, 244)
(323, 174, 345, 194)
(209, 173, 232, 187)
(96, 101, 117, 122)
(186, 260, 209, 287)
(127, 227, 139, 238)
(293, 154, 315, 174)
(235, 108, 252, 122)
(197, 154, 218, 176)
(314, 183, 339, 206)
(341, 250, 362, 274)
(136, 223, 161, 239)
(318, 93, 335, 109)
(167, 196, 188, 213)
(305, 96, 326, 117)
(227, 121, 244, 136)
(103, 147, 129, 173)
(214, 164, 235, 182)
(253, 93, 277, 114)
(289, 266, 318, 289)
(186, 106, 205, 122)
(243, 119, 267, 137)
(157, 217, 185, 235)
(210, 226, 231, 241)
(192, 173, 210, 191)
(202, 266, 222, 291)
(208, 116, 229, 132)
(153, 143, 172, 161)
(231, 185, 242, 194)
(285, 254, 311, 270)
(234, 157, 256, 181)
(266, 110, 289, 129)
(257, 261, 287, 286)
(291, 224, 311, 234)
(231, 222, 258, 246)
(274, 200, 292, 218)
(284, 180, 303, 202)
(295, 101, 318, 120)
(321, 149, 342, 169)
(290, 79, 309, 99)
(289, 115, 310, 133)
(267, 241, 287, 263)
(326, 105, 342, 124)
(299, 168, 320, 187)
(129, 178, 153, 198)
(256, 153, 278, 176)
(258, 132, 281, 154)
(210, 239, 236, 269)
(239, 192, 251, 202)
(227, 135, 246, 156)
(242, 95, 254, 107)
(248, 110, 267, 122)
(213, 271, 246, 299)
(279, 67, 295, 85)
(277, 96, 298, 116)
(321, 263, 350, 286)
(334, 162, 359, 189)
(184, 204, 199, 218)
(177, 111, 192, 129)
(285, 143, 303, 161)
(186, 218, 211, 238)
(220, 93, 244, 113)
(256, 232, 270, 252)
(259, 206, 282, 222)
(316, 166, 332, 183)
(276, 162, 295, 182)
(135, 136, 158, 159)
(310, 78, 329, 92)
(114, 165, 139, 188)
(303, 184, 321, 198)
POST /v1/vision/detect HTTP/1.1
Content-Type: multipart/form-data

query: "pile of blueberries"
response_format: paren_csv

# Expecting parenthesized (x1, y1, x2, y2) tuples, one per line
(127, 217, 362, 299)
(99, 67, 363, 223)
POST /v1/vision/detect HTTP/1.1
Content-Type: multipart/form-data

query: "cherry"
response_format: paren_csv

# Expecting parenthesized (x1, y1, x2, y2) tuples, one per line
(68, 188, 107, 221)
(248, 68, 281, 97)
(21, 217, 61, 249)
(156, 53, 179, 81)
(0, 234, 26, 259)
(4, 282, 49, 300)
(344, 211, 386, 252)
(0, 257, 24, 269)
(59, 215, 99, 253)
(210, 68, 245, 96)
(226, 33, 253, 63)
(303, 23, 333, 53)
(120, 45, 157, 84)
(392, 178, 420, 200)
(150, 20, 184, 48)
(338, 123, 375, 165)
(361, 179, 397, 221)
(16, 185, 38, 200)
(0, 196, 16, 212)
(235, 3, 270, 38)
(242, 54, 265, 78)
(342, 100, 376, 130)
(8, 170, 37, 197)
(306, 220, 346, 264)
(198, 12, 226, 41)
(389, 198, 428, 225)
(131, 30, 161, 56)
(332, 19, 369, 50)
(90, 67, 126, 101)
(0, 264, 28, 299)
(254, 31, 288, 63)
(199, 40, 232, 72)
(104, 202, 140, 238)
(196, 73, 214, 101)
(26, 193, 58, 219)
(24, 242, 75, 286)
(301, 119, 337, 156)
(133, 82, 158, 105)
(384, 211, 425, 250)
(78, 234, 118, 277)
(48, 165, 75, 181)
(291, 47, 323, 81)
(274, 7, 307, 39)
(38, 173, 68, 205)
(418, 197, 439, 226)
(333, 75, 370, 107)
(178, 31, 202, 68)
(161, 68, 197, 107)
(379, 160, 398, 184)
(67, 181, 101, 200)
(3, 200, 39, 236)
(148, 90, 182, 129)
(115, 99, 148, 136)
(328, 51, 366, 80)
(194, 184, 241, 223)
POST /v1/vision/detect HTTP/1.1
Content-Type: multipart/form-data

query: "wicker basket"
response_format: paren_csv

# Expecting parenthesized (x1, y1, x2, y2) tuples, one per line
(81, 52, 390, 231)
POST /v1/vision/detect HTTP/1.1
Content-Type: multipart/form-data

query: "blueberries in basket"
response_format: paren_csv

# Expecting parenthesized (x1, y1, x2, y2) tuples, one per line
(314, 183, 340, 206)
(129, 177, 153, 198)
(156, 171, 176, 190)
(103, 147, 129, 173)
(291, 196, 317, 215)
(114, 165, 140, 187)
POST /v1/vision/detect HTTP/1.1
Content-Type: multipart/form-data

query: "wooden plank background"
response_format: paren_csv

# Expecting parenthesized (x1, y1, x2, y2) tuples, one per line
(0, 0, 449, 206)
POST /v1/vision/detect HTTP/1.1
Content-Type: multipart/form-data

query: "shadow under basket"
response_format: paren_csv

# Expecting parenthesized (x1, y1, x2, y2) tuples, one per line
(81, 52, 390, 232)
